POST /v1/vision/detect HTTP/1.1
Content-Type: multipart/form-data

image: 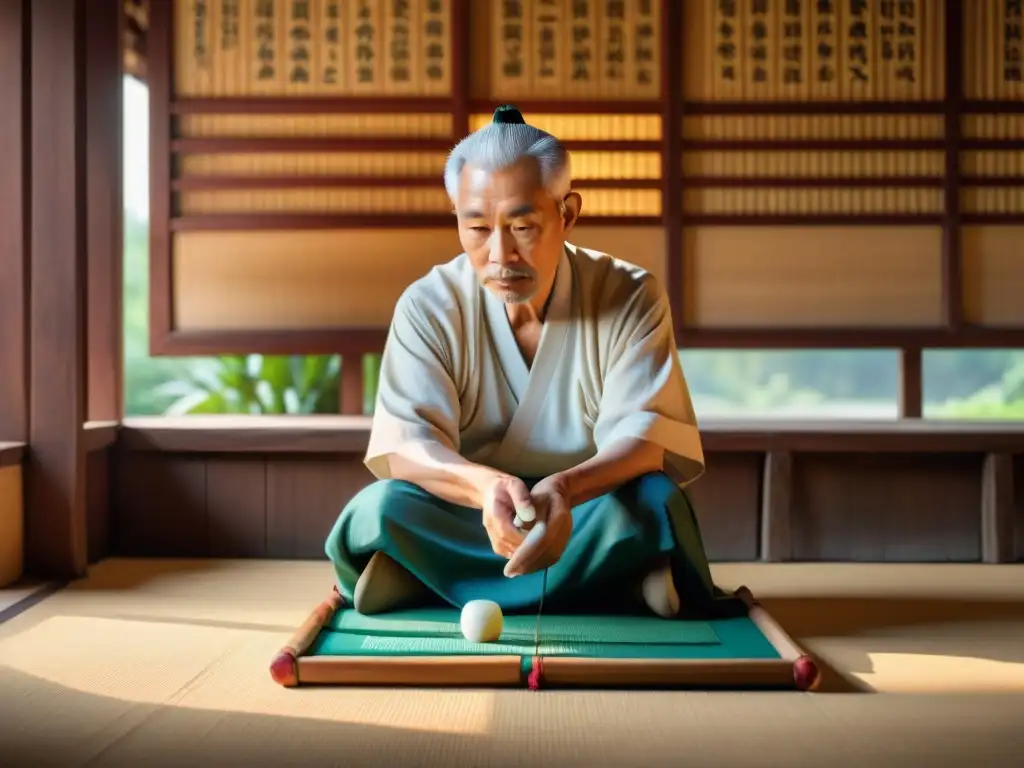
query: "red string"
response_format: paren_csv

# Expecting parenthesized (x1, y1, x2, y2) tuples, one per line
(528, 657, 543, 691)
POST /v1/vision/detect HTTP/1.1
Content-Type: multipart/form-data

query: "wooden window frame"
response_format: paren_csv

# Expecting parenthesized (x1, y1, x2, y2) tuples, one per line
(137, 1, 1024, 417)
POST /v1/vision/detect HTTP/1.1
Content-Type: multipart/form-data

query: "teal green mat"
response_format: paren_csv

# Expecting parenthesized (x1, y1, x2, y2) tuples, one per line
(328, 607, 718, 645)
(309, 608, 782, 661)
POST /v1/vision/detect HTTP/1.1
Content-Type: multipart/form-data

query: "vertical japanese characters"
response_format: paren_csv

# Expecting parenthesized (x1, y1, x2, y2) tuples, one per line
(288, 0, 312, 85)
(176, 0, 451, 96)
(1007, 0, 1023, 84)
(322, 1, 342, 87)
(490, 0, 661, 99)
(703, 0, 930, 100)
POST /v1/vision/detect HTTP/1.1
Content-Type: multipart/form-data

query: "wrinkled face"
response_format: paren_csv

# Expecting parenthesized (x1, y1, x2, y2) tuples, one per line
(454, 157, 580, 306)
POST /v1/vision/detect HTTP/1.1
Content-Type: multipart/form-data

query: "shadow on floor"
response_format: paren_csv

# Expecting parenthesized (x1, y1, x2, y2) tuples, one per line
(763, 597, 1024, 638)
(3, 666, 1024, 767)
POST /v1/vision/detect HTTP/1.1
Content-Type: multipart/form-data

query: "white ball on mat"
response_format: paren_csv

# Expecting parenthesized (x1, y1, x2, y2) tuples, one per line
(460, 599, 504, 643)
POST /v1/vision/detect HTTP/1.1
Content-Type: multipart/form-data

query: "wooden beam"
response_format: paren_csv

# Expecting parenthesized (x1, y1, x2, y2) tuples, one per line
(981, 453, 1015, 564)
(942, 0, 964, 330)
(147, 0, 173, 356)
(114, 416, 1024, 456)
(898, 348, 923, 419)
(760, 451, 793, 562)
(26, 0, 89, 579)
(85, 0, 124, 422)
(662, 0, 684, 335)
(450, 0, 470, 140)
(0, 0, 29, 442)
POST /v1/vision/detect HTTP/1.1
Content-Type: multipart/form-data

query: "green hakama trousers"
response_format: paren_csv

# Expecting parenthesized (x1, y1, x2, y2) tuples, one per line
(325, 471, 741, 618)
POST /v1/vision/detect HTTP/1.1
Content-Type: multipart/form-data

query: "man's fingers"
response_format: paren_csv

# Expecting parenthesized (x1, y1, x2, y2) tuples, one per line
(506, 478, 538, 522)
(504, 523, 548, 576)
(486, 515, 523, 559)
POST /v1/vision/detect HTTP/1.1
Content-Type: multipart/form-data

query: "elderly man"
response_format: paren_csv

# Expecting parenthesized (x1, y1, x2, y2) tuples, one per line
(326, 105, 730, 620)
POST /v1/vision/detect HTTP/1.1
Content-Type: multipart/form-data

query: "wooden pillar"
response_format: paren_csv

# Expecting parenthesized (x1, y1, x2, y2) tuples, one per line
(449, 0, 470, 140)
(26, 0, 89, 579)
(340, 357, 365, 415)
(662, 0, 685, 337)
(0, 0, 29, 443)
(760, 451, 793, 562)
(85, 0, 124, 423)
(898, 348, 923, 419)
(981, 453, 1015, 564)
(941, 0, 963, 330)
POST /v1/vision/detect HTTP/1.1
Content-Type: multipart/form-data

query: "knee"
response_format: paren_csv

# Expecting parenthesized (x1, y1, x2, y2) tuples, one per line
(582, 472, 674, 533)
(338, 479, 417, 519)
(325, 480, 406, 555)
(615, 471, 681, 510)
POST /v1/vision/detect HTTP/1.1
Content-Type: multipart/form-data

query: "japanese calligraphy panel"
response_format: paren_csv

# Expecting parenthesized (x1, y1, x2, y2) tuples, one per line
(685, 0, 941, 101)
(488, 0, 661, 100)
(963, 0, 1024, 100)
(173, 0, 452, 96)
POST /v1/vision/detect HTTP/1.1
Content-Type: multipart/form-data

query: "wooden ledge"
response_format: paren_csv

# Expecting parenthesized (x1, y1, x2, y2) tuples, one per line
(117, 415, 1024, 454)
(0, 423, 116, 465)
(0, 442, 26, 468)
(84, 421, 118, 452)
(120, 416, 372, 453)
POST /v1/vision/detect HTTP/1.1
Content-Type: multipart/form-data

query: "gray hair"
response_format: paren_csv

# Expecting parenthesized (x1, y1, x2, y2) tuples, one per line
(443, 105, 572, 204)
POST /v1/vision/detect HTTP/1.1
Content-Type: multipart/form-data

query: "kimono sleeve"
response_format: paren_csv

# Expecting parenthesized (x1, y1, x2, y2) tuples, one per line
(364, 291, 462, 479)
(592, 276, 705, 485)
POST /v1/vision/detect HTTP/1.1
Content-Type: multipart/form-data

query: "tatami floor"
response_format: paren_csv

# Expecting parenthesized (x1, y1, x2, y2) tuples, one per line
(2, 560, 1023, 767)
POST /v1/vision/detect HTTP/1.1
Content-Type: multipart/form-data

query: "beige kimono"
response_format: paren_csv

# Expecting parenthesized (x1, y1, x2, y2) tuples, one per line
(365, 242, 705, 484)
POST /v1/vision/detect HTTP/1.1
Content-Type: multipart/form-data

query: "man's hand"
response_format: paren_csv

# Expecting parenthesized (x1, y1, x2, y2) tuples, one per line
(504, 474, 573, 577)
(481, 474, 534, 559)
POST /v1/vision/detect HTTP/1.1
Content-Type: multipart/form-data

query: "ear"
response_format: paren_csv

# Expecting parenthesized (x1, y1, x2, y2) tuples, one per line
(561, 191, 582, 233)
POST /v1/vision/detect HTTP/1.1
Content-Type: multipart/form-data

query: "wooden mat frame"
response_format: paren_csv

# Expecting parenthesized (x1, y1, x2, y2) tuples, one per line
(269, 585, 821, 691)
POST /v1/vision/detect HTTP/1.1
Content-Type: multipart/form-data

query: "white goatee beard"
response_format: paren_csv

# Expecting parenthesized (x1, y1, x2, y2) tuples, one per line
(496, 288, 535, 304)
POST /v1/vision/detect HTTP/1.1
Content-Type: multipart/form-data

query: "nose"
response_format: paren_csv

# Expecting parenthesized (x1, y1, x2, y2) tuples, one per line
(488, 227, 518, 265)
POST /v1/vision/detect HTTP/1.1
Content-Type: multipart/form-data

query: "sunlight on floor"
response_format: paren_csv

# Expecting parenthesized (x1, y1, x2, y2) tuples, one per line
(809, 620, 1024, 693)
(0, 614, 498, 735)
(855, 652, 1024, 692)
(3, 561, 1024, 765)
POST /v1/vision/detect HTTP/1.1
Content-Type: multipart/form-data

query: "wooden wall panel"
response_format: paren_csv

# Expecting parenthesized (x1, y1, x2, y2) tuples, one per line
(1016, 453, 1024, 562)
(205, 458, 267, 558)
(684, 226, 944, 327)
(86, 450, 111, 564)
(179, 114, 455, 138)
(113, 451, 208, 557)
(961, 226, 1024, 326)
(0, 465, 24, 587)
(791, 453, 982, 562)
(0, 0, 28, 443)
(172, 225, 666, 331)
(111, 450, 765, 562)
(108, 443, 1020, 563)
(112, 452, 375, 560)
(266, 457, 374, 559)
(172, 228, 462, 330)
(147, 0, 1024, 356)
(686, 452, 761, 562)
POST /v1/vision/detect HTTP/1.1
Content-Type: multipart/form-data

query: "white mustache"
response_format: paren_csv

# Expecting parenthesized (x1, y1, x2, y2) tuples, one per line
(486, 268, 533, 281)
